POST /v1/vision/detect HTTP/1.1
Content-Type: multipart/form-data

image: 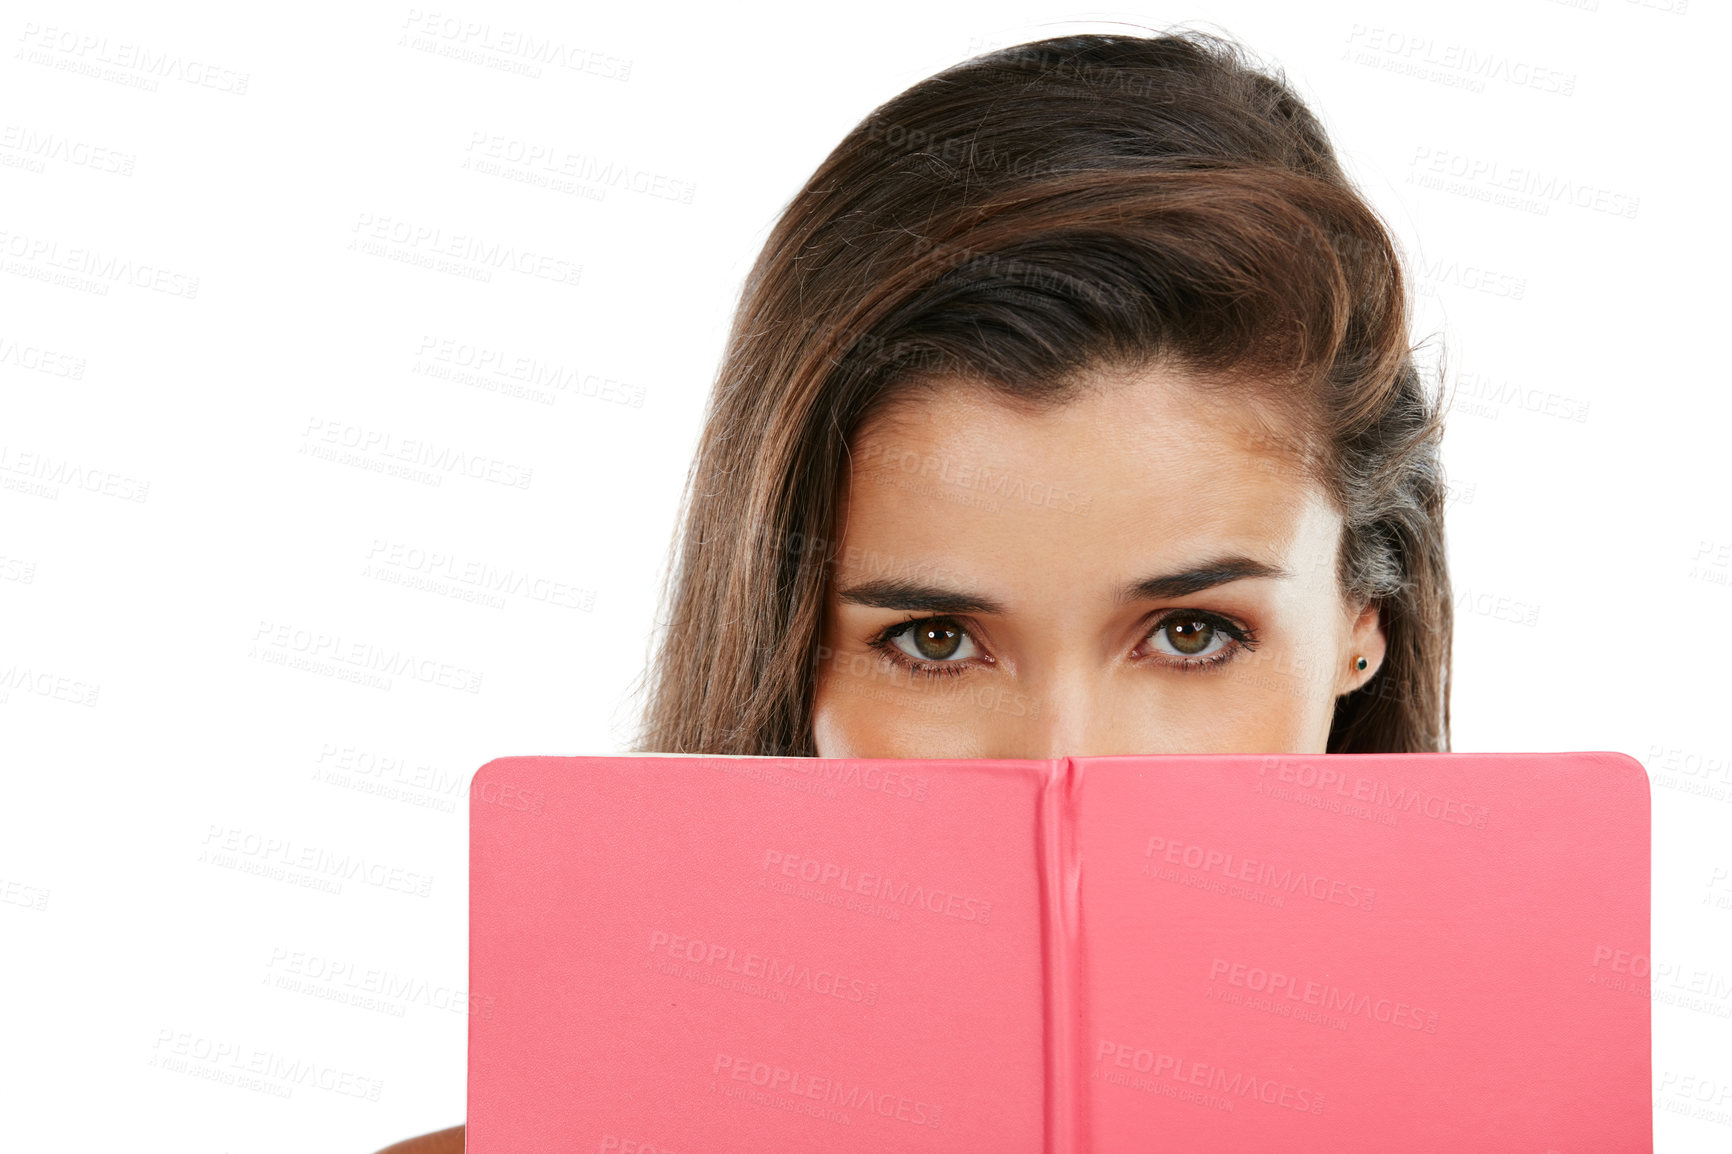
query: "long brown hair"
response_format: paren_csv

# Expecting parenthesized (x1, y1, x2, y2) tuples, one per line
(633, 30, 1452, 756)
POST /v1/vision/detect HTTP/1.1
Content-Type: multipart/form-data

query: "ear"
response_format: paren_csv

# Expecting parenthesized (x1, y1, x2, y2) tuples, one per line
(1337, 600, 1387, 696)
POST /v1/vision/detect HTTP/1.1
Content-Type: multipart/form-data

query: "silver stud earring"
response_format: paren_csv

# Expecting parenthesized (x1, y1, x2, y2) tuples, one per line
(1354, 655, 1368, 672)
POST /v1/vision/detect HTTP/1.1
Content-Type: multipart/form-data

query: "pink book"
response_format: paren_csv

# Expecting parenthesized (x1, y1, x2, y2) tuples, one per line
(467, 751, 1650, 1152)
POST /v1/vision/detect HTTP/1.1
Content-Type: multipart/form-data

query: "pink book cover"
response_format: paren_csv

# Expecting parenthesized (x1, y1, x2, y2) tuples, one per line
(467, 751, 1650, 1152)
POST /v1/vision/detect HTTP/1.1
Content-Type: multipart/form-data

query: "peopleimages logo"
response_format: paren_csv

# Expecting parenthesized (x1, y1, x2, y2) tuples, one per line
(856, 439, 1093, 515)
(0, 443, 149, 502)
(149, 1029, 381, 1101)
(302, 417, 534, 490)
(1144, 836, 1377, 910)
(200, 824, 434, 897)
(760, 849, 992, 924)
(711, 1053, 944, 1129)
(265, 946, 494, 1018)
(348, 211, 582, 287)
(1257, 756, 1491, 829)
(647, 929, 879, 1005)
(250, 619, 484, 695)
(1207, 957, 1440, 1033)
(1094, 1038, 1326, 1114)
(697, 754, 930, 803)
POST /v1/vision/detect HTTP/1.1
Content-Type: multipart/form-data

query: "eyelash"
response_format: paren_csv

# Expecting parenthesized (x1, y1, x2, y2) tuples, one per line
(865, 611, 1260, 679)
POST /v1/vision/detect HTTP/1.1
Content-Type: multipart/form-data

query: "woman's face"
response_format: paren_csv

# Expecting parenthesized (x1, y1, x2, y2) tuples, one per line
(811, 365, 1386, 760)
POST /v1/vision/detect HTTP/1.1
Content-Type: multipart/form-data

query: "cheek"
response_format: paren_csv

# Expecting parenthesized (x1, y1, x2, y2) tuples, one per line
(810, 651, 1016, 759)
(1237, 642, 1344, 752)
(808, 686, 856, 759)
(810, 645, 889, 758)
(811, 606, 875, 757)
(808, 671, 894, 759)
(1093, 675, 1333, 755)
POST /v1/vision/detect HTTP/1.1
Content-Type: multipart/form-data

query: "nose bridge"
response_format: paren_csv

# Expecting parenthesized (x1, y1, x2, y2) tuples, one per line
(1016, 656, 1112, 760)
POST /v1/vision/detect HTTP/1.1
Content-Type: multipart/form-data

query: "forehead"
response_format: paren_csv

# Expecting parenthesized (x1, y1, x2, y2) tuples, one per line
(837, 369, 1336, 594)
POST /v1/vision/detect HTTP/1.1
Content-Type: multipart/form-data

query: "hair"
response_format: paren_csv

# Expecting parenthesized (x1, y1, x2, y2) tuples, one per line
(632, 29, 1452, 756)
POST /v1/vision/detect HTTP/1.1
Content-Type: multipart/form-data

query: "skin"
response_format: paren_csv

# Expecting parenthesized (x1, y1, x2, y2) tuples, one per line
(378, 365, 1385, 1150)
(810, 363, 1386, 759)
(371, 1125, 463, 1153)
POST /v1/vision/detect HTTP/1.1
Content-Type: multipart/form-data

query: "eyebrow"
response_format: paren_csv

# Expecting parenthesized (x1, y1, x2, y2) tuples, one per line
(835, 555, 1289, 613)
(1118, 556, 1290, 603)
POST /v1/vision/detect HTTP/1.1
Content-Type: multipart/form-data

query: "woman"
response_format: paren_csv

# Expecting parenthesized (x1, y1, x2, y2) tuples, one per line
(377, 26, 1450, 1153)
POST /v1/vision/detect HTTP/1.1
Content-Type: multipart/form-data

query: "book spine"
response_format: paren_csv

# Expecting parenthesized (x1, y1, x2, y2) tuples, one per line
(1038, 757, 1086, 1153)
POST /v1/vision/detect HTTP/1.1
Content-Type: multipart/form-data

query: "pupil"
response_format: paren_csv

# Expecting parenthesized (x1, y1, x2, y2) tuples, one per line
(913, 622, 962, 660)
(1167, 619, 1213, 655)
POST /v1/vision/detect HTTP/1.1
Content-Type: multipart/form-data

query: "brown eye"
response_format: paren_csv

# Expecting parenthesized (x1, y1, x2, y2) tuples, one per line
(1163, 618, 1215, 655)
(1140, 610, 1255, 667)
(911, 621, 963, 659)
(886, 617, 980, 665)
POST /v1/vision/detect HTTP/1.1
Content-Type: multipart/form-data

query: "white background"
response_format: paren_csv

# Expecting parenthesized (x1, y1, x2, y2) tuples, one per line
(3, 0, 1728, 1149)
